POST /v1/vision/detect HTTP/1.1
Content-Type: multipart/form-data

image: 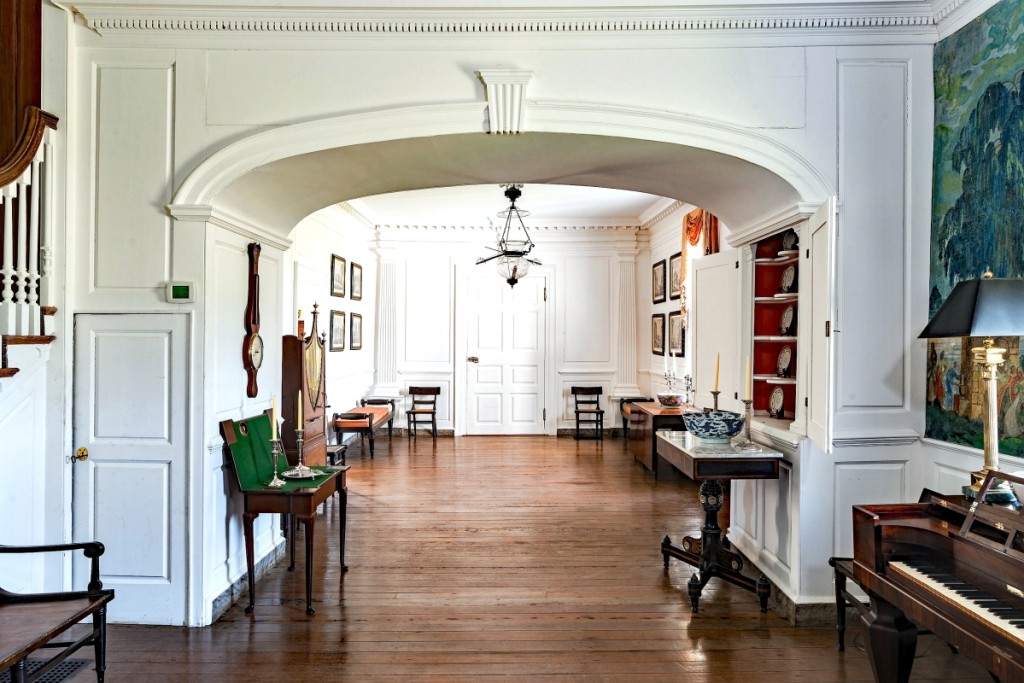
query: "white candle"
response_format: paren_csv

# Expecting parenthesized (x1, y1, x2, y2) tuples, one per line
(297, 391, 303, 424)
(671, 354, 677, 376)
(744, 354, 752, 401)
(270, 395, 278, 440)
(714, 353, 720, 392)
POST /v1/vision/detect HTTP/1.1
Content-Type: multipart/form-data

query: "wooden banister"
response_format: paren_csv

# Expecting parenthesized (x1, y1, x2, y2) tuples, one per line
(0, 107, 58, 189)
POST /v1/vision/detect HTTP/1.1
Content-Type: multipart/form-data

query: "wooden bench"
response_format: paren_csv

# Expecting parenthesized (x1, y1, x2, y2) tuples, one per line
(618, 396, 652, 439)
(332, 398, 396, 461)
(1, 542, 114, 682)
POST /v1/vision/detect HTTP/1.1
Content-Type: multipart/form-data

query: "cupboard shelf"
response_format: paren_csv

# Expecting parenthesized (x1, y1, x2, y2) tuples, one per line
(753, 335, 797, 342)
(754, 254, 799, 265)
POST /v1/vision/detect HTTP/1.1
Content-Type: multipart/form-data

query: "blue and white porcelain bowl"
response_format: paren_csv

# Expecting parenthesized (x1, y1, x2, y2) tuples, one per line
(656, 392, 685, 407)
(683, 410, 745, 443)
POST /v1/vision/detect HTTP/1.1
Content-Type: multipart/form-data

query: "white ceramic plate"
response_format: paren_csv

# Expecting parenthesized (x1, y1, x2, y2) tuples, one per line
(779, 305, 794, 334)
(779, 265, 796, 293)
(769, 387, 785, 416)
(777, 345, 792, 375)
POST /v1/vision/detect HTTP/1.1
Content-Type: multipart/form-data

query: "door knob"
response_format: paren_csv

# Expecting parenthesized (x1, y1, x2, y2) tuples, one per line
(73, 447, 89, 462)
(467, 356, 479, 363)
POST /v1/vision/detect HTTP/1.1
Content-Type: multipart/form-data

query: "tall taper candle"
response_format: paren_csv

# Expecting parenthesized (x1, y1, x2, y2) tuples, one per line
(744, 354, 752, 401)
(714, 352, 720, 392)
(271, 395, 278, 440)
(297, 390, 303, 424)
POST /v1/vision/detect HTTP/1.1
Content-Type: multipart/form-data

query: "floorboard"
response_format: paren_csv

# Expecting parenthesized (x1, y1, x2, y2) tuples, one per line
(69, 435, 989, 681)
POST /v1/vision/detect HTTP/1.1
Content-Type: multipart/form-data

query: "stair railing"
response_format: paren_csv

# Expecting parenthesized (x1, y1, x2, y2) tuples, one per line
(0, 107, 57, 337)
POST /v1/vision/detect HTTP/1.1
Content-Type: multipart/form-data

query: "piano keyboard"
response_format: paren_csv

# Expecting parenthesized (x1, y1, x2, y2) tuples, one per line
(889, 558, 1024, 649)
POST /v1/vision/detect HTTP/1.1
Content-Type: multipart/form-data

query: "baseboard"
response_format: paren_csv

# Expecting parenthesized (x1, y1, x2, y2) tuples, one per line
(210, 542, 287, 622)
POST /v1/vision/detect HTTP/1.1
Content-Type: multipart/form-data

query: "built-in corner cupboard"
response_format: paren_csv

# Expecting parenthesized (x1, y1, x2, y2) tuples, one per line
(692, 199, 835, 454)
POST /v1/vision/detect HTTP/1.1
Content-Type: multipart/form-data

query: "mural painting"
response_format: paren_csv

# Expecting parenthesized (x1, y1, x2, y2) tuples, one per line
(928, 0, 1024, 455)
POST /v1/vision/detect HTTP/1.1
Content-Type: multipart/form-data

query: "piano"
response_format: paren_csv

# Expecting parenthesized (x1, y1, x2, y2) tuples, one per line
(851, 470, 1024, 683)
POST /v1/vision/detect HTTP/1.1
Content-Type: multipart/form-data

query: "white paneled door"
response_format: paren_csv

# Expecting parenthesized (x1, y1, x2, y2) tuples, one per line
(73, 314, 188, 624)
(465, 273, 547, 435)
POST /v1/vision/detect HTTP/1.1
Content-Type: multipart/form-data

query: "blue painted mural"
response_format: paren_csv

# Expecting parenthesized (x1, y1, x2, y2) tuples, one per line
(928, 0, 1024, 453)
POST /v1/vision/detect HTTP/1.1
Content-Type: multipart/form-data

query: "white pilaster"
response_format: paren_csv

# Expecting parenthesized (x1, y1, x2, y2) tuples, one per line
(371, 258, 401, 397)
(612, 254, 642, 399)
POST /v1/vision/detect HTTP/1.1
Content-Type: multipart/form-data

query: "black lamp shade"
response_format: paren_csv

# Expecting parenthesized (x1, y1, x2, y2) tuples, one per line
(919, 277, 1024, 339)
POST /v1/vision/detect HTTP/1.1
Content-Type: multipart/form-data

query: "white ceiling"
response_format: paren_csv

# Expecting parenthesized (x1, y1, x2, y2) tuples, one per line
(349, 184, 669, 229)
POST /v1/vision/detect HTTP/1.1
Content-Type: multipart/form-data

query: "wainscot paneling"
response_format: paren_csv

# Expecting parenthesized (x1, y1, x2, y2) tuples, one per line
(832, 460, 906, 556)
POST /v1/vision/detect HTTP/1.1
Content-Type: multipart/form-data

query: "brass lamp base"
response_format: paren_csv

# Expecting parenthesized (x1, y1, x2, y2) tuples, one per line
(963, 469, 1018, 503)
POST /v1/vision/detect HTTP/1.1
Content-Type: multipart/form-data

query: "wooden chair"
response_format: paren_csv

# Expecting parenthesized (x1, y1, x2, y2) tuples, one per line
(407, 387, 440, 441)
(571, 386, 605, 440)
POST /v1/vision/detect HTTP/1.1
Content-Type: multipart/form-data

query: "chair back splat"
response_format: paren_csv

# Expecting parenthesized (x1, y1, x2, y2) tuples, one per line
(407, 386, 440, 442)
(571, 386, 605, 440)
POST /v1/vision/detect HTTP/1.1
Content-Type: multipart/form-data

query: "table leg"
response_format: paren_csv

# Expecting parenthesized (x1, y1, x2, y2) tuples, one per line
(369, 431, 376, 459)
(299, 514, 316, 615)
(243, 511, 258, 613)
(94, 604, 108, 682)
(339, 480, 349, 572)
(288, 513, 297, 571)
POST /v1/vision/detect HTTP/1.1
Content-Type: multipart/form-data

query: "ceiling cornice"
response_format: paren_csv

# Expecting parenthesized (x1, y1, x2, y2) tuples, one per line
(63, 1, 988, 38)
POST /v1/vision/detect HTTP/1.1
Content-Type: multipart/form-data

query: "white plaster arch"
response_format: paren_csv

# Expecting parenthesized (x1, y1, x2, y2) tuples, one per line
(171, 100, 832, 235)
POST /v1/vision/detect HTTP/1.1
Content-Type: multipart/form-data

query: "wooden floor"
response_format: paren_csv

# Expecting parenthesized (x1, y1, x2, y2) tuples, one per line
(73, 435, 988, 682)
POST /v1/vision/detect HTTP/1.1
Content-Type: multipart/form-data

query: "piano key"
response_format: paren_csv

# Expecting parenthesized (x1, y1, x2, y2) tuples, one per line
(888, 559, 1024, 649)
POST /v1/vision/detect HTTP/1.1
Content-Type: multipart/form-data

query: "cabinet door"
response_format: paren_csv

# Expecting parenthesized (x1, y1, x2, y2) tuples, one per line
(693, 248, 741, 412)
(807, 198, 837, 452)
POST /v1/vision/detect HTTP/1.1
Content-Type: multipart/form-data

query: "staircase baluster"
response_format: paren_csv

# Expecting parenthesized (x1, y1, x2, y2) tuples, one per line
(1, 185, 15, 334)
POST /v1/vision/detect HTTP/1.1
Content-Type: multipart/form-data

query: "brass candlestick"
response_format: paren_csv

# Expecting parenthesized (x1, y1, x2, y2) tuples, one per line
(710, 390, 720, 412)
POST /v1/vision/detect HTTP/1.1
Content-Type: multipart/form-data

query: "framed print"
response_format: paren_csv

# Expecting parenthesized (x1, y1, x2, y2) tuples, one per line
(651, 313, 665, 355)
(668, 310, 685, 357)
(331, 254, 346, 297)
(351, 262, 363, 301)
(652, 260, 666, 304)
(669, 252, 682, 300)
(329, 310, 346, 351)
(350, 312, 363, 350)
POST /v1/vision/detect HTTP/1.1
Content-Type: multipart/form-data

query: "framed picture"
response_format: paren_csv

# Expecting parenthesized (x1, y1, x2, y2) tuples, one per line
(652, 260, 666, 304)
(351, 262, 363, 301)
(669, 252, 682, 300)
(651, 313, 665, 355)
(350, 312, 363, 350)
(331, 254, 346, 297)
(668, 310, 685, 357)
(329, 310, 346, 351)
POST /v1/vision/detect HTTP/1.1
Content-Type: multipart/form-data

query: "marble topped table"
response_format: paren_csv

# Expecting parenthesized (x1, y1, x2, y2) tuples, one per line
(657, 431, 783, 612)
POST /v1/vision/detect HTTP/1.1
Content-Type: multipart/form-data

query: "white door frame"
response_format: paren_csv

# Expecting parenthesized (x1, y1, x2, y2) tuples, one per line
(454, 262, 556, 436)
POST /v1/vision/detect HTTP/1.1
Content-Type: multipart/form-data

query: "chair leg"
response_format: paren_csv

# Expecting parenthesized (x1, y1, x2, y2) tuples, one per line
(431, 413, 437, 442)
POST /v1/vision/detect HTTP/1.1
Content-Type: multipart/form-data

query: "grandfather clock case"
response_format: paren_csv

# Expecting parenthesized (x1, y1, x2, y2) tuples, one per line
(281, 307, 327, 466)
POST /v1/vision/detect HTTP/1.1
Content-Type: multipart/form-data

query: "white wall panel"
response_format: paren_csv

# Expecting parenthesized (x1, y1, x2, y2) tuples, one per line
(564, 257, 610, 363)
(404, 259, 451, 363)
(833, 460, 906, 555)
(212, 242, 249, 415)
(204, 48, 804, 130)
(762, 466, 793, 568)
(93, 64, 174, 291)
(836, 60, 908, 411)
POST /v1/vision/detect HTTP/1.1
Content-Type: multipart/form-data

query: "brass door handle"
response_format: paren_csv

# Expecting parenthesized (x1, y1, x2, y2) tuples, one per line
(73, 447, 89, 462)
(467, 356, 479, 363)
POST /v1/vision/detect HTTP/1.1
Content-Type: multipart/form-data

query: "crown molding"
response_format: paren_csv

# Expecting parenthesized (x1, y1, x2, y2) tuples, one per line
(640, 199, 686, 231)
(64, 2, 949, 39)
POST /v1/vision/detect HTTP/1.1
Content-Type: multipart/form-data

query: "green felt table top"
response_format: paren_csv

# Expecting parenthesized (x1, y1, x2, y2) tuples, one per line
(221, 413, 344, 493)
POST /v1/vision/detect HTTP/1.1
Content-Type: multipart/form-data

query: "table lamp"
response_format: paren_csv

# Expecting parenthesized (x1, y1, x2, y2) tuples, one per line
(919, 272, 1024, 501)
